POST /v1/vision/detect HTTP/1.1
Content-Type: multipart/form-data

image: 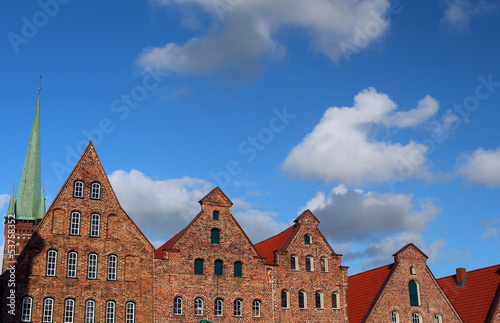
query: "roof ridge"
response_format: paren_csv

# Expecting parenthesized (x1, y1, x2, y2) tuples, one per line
(349, 263, 393, 278)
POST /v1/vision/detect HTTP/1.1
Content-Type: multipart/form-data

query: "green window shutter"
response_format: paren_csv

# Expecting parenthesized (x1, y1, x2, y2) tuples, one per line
(213, 211, 219, 220)
(195, 259, 204, 275)
(215, 260, 223, 276)
(234, 262, 242, 277)
(304, 235, 311, 244)
(409, 280, 419, 306)
(211, 229, 220, 244)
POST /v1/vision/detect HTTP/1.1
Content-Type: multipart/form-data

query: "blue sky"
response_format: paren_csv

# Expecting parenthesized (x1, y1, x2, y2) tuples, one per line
(1, 0, 499, 277)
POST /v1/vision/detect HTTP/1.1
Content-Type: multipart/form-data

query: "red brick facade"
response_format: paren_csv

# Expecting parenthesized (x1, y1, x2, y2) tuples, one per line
(2, 219, 39, 274)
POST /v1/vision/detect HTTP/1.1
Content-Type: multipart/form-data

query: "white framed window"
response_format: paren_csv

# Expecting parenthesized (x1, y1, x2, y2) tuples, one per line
(252, 300, 261, 318)
(67, 251, 78, 278)
(215, 298, 224, 317)
(126, 302, 136, 323)
(412, 313, 421, 323)
(88, 253, 98, 279)
(106, 301, 116, 323)
(85, 300, 96, 323)
(391, 311, 399, 323)
(91, 182, 101, 199)
(194, 297, 204, 316)
(43, 298, 54, 322)
(291, 255, 298, 270)
(234, 299, 242, 317)
(74, 181, 84, 198)
(21, 297, 33, 322)
(434, 314, 442, 323)
(174, 296, 183, 315)
(410, 266, 416, 274)
(281, 289, 289, 308)
(320, 257, 328, 272)
(70, 211, 80, 235)
(299, 290, 307, 309)
(108, 255, 117, 280)
(46, 249, 58, 276)
(332, 292, 339, 309)
(64, 299, 75, 323)
(90, 213, 100, 237)
(315, 291, 323, 308)
(305, 256, 313, 272)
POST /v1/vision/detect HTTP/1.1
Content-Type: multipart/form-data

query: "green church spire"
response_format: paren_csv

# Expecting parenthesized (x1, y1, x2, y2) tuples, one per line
(15, 95, 43, 220)
(6, 187, 16, 218)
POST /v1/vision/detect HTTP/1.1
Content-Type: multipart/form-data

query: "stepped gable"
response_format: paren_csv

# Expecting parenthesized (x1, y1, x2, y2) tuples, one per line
(438, 264, 500, 323)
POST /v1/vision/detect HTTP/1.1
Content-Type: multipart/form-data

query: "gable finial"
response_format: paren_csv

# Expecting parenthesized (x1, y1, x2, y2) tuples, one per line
(38, 75, 42, 95)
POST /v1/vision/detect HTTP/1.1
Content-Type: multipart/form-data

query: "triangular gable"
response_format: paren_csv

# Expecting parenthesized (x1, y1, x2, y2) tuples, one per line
(198, 186, 233, 206)
(393, 243, 428, 260)
(294, 209, 320, 225)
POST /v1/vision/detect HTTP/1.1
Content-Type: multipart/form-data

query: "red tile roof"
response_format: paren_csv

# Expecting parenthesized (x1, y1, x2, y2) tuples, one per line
(437, 264, 500, 323)
(347, 264, 394, 323)
(154, 229, 185, 258)
(254, 225, 297, 265)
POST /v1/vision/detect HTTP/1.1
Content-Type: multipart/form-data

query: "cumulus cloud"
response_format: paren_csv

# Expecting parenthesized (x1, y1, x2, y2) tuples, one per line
(456, 148, 500, 187)
(282, 88, 438, 185)
(480, 216, 499, 240)
(138, 0, 391, 78)
(441, 0, 497, 32)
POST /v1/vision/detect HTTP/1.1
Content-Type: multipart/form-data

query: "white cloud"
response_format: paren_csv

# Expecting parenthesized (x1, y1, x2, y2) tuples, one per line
(441, 0, 498, 32)
(138, 0, 391, 78)
(234, 209, 289, 243)
(456, 148, 500, 187)
(0, 194, 10, 211)
(282, 88, 437, 185)
(480, 216, 499, 240)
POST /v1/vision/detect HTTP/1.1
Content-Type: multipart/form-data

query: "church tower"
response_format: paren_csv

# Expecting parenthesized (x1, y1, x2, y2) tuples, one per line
(2, 92, 45, 273)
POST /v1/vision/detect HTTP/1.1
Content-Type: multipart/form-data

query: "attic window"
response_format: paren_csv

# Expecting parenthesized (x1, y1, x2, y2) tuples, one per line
(90, 182, 101, 200)
(304, 235, 311, 244)
(73, 181, 84, 198)
(213, 211, 219, 221)
(410, 266, 416, 275)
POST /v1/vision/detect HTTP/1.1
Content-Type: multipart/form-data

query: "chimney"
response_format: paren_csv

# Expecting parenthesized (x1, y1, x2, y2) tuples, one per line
(456, 268, 467, 287)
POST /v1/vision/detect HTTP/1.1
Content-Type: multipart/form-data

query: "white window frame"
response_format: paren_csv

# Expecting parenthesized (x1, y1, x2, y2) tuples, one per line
(281, 289, 289, 309)
(67, 251, 78, 278)
(234, 299, 242, 317)
(46, 250, 58, 276)
(70, 211, 80, 235)
(74, 181, 84, 198)
(391, 311, 399, 323)
(90, 213, 100, 237)
(88, 253, 98, 279)
(194, 297, 204, 316)
(412, 313, 421, 323)
(106, 301, 116, 323)
(315, 291, 323, 309)
(85, 300, 96, 323)
(43, 298, 54, 323)
(64, 299, 75, 323)
(126, 302, 136, 323)
(332, 292, 339, 309)
(174, 296, 183, 315)
(252, 300, 261, 318)
(107, 254, 117, 280)
(305, 256, 313, 272)
(299, 290, 307, 309)
(91, 182, 101, 199)
(21, 297, 33, 322)
(291, 255, 298, 270)
(215, 298, 224, 317)
(320, 257, 328, 272)
(434, 314, 442, 323)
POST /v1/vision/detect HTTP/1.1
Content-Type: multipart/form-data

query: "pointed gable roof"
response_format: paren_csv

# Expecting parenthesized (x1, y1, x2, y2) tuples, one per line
(393, 243, 428, 260)
(438, 264, 500, 323)
(198, 186, 233, 206)
(348, 264, 395, 323)
(254, 225, 298, 265)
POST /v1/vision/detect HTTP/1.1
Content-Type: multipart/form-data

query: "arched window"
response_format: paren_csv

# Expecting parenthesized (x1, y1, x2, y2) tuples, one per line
(281, 289, 289, 308)
(213, 210, 219, 220)
(85, 300, 96, 323)
(410, 266, 416, 274)
(299, 290, 307, 309)
(88, 253, 98, 279)
(234, 299, 242, 317)
(64, 299, 75, 323)
(90, 213, 101, 237)
(106, 301, 116, 323)
(126, 302, 135, 323)
(194, 259, 204, 275)
(211, 229, 220, 244)
(252, 300, 261, 318)
(21, 297, 33, 322)
(91, 182, 101, 199)
(320, 257, 328, 272)
(174, 296, 183, 315)
(107, 255, 117, 280)
(434, 314, 442, 323)
(411, 312, 421, 323)
(332, 292, 339, 309)
(67, 251, 78, 278)
(304, 234, 311, 244)
(305, 256, 313, 272)
(74, 181, 84, 198)
(194, 297, 204, 316)
(291, 255, 298, 270)
(391, 311, 399, 323)
(215, 260, 223, 276)
(70, 211, 81, 235)
(409, 280, 420, 306)
(315, 291, 323, 308)
(46, 249, 58, 276)
(234, 261, 242, 277)
(215, 298, 224, 317)
(43, 298, 54, 322)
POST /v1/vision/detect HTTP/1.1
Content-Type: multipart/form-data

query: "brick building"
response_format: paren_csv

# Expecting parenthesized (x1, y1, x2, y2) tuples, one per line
(347, 244, 463, 323)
